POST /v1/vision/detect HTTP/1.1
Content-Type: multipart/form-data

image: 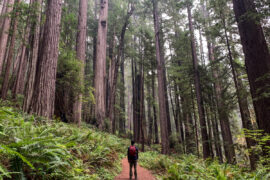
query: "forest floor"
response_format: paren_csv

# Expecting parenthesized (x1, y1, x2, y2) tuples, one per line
(115, 158, 156, 180)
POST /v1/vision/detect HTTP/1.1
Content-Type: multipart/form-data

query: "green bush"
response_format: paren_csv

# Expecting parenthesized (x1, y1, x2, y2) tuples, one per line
(0, 106, 129, 180)
(139, 151, 270, 180)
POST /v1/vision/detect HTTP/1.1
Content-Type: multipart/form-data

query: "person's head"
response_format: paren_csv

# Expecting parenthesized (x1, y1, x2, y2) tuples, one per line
(131, 140, 135, 146)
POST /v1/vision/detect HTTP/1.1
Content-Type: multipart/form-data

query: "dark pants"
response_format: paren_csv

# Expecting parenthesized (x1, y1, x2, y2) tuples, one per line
(129, 160, 137, 179)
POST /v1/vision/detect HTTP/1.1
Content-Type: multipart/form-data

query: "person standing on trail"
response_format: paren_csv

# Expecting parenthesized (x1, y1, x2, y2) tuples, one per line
(128, 140, 139, 180)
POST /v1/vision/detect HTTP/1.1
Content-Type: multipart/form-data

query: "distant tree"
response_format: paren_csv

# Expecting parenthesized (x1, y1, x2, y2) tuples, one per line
(187, 2, 211, 159)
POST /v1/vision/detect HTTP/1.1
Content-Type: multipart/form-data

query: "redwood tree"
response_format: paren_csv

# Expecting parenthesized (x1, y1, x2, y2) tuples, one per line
(29, 0, 62, 118)
(187, 3, 211, 159)
(0, 0, 15, 75)
(152, 0, 169, 154)
(72, 0, 88, 126)
(1, 0, 20, 99)
(232, 0, 270, 150)
(94, 0, 109, 130)
(23, 0, 42, 112)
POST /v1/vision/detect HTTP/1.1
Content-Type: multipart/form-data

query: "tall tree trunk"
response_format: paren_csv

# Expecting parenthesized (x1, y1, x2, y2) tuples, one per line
(108, 4, 134, 132)
(1, 0, 19, 99)
(151, 69, 159, 144)
(139, 58, 145, 151)
(134, 73, 142, 142)
(119, 59, 126, 134)
(206, 106, 214, 158)
(147, 79, 153, 145)
(12, 5, 32, 98)
(191, 84, 200, 156)
(232, 0, 270, 148)
(160, 15, 172, 139)
(208, 40, 235, 163)
(0, 0, 14, 76)
(221, 16, 258, 168)
(152, 0, 169, 154)
(187, 4, 211, 159)
(182, 96, 195, 154)
(23, 0, 42, 112)
(72, 0, 87, 126)
(174, 83, 184, 144)
(0, 0, 8, 31)
(94, 0, 109, 129)
(29, 0, 62, 118)
(209, 89, 223, 162)
(90, 0, 98, 121)
(132, 55, 136, 140)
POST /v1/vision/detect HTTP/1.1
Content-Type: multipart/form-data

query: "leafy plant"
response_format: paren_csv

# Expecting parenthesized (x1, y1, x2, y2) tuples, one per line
(0, 106, 129, 179)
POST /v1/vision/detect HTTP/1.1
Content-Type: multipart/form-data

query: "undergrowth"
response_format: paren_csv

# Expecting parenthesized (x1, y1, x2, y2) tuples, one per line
(0, 106, 128, 180)
(139, 151, 270, 180)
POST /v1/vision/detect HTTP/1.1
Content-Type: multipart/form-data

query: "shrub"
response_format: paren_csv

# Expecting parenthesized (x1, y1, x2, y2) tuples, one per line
(0, 106, 129, 179)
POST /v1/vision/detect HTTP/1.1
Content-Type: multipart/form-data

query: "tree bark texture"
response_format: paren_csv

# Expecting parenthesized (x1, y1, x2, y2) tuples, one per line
(232, 0, 270, 156)
(1, 0, 19, 99)
(12, 5, 32, 98)
(151, 69, 159, 144)
(72, 0, 87, 126)
(119, 59, 126, 134)
(23, 0, 42, 112)
(222, 18, 258, 168)
(147, 79, 153, 145)
(29, 0, 62, 118)
(208, 41, 236, 164)
(94, 0, 109, 129)
(0, 0, 14, 76)
(152, 0, 169, 154)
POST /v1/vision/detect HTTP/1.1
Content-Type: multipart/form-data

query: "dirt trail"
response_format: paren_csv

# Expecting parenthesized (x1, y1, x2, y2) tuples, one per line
(115, 158, 155, 180)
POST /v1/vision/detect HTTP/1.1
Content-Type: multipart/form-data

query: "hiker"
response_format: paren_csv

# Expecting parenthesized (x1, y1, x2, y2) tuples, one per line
(127, 140, 139, 180)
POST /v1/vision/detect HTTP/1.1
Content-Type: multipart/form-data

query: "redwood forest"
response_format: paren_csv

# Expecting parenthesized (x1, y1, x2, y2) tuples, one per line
(0, 0, 270, 179)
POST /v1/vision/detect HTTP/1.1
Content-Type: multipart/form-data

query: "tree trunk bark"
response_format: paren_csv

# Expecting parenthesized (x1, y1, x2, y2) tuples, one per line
(29, 0, 62, 118)
(12, 5, 32, 98)
(191, 84, 200, 157)
(0, 0, 14, 76)
(119, 59, 126, 134)
(147, 79, 153, 145)
(139, 57, 145, 151)
(1, 0, 19, 99)
(187, 4, 211, 159)
(222, 17, 258, 168)
(108, 4, 134, 132)
(152, 0, 169, 154)
(72, 0, 87, 126)
(0, 0, 8, 31)
(232, 0, 270, 143)
(209, 90, 223, 162)
(151, 69, 159, 144)
(23, 0, 42, 112)
(94, 0, 109, 129)
(208, 40, 235, 163)
(173, 82, 179, 138)
(90, 0, 98, 121)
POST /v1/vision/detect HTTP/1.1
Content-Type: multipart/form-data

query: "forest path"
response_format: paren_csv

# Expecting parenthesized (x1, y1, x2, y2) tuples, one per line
(115, 158, 155, 180)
